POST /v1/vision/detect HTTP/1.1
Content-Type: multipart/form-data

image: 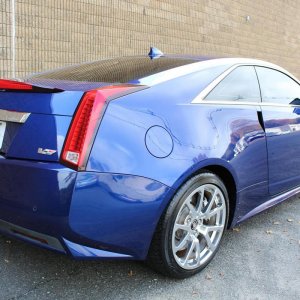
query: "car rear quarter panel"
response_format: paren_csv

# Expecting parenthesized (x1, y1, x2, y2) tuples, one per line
(87, 77, 268, 194)
(69, 172, 171, 258)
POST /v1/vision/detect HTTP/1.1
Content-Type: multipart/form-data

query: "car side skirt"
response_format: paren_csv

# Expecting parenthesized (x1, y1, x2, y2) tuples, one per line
(237, 185, 300, 224)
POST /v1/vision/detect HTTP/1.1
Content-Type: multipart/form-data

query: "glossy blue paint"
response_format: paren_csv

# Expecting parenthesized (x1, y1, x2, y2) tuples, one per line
(238, 185, 300, 223)
(0, 158, 169, 259)
(69, 172, 171, 259)
(0, 158, 76, 238)
(7, 114, 72, 161)
(234, 181, 269, 225)
(88, 86, 268, 194)
(0, 91, 83, 115)
(145, 125, 174, 158)
(0, 56, 299, 262)
(261, 106, 300, 195)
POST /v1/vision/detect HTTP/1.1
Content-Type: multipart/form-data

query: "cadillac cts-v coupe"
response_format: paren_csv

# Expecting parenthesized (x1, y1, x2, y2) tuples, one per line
(0, 49, 299, 278)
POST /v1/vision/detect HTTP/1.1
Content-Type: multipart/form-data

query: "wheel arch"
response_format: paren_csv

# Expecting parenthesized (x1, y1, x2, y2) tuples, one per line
(147, 162, 238, 276)
(165, 160, 238, 228)
(202, 165, 236, 228)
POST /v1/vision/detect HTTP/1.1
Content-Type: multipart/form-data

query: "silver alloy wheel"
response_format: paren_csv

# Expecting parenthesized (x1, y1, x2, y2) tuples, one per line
(171, 183, 227, 270)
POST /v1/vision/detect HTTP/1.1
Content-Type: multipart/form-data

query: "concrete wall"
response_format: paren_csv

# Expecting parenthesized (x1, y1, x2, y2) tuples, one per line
(1, 0, 300, 79)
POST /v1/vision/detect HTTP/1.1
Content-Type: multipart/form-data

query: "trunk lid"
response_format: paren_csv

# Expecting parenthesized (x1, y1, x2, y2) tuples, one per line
(0, 91, 83, 116)
(0, 80, 110, 163)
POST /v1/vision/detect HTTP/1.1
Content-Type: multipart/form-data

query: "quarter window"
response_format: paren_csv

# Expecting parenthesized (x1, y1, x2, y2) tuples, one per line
(205, 66, 261, 102)
(255, 67, 300, 105)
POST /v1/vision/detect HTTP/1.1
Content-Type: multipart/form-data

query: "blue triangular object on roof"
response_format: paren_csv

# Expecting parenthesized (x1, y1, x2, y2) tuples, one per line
(148, 47, 164, 59)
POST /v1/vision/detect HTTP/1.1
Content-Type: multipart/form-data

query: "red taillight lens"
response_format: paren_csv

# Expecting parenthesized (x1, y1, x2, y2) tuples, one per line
(61, 85, 144, 170)
(0, 79, 33, 90)
(61, 90, 98, 169)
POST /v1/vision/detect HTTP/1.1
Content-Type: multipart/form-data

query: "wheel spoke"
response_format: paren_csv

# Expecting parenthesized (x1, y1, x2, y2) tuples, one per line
(183, 238, 196, 266)
(186, 201, 197, 217)
(198, 224, 223, 251)
(175, 233, 190, 251)
(174, 223, 190, 232)
(204, 189, 218, 214)
(205, 204, 224, 218)
(196, 188, 204, 213)
(204, 224, 224, 232)
(202, 230, 216, 251)
(195, 239, 201, 264)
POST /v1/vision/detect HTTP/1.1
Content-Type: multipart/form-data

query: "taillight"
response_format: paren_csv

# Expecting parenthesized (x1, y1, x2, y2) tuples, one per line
(61, 85, 145, 170)
(0, 79, 33, 91)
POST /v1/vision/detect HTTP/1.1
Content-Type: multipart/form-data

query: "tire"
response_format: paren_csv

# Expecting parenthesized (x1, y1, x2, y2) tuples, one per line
(147, 171, 229, 278)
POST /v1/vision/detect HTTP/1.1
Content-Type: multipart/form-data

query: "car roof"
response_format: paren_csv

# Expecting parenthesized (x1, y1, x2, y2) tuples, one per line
(25, 55, 298, 89)
(26, 56, 203, 82)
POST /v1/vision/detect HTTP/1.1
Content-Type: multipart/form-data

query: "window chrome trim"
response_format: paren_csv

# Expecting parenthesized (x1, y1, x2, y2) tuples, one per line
(193, 100, 300, 108)
(191, 60, 300, 104)
(0, 109, 30, 123)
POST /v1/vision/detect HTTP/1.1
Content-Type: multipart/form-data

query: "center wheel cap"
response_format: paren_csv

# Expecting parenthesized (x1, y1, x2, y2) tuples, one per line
(191, 219, 198, 230)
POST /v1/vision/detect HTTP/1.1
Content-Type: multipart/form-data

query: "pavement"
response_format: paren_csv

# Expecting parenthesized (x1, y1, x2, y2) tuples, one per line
(0, 196, 299, 300)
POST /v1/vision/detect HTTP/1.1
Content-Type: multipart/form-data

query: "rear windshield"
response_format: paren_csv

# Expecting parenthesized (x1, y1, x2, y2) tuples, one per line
(27, 56, 201, 83)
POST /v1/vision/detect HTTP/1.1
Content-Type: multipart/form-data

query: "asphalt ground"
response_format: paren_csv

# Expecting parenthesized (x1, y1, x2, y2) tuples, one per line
(0, 196, 299, 300)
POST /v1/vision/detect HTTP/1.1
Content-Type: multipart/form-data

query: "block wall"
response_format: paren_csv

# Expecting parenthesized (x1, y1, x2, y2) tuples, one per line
(0, 0, 300, 78)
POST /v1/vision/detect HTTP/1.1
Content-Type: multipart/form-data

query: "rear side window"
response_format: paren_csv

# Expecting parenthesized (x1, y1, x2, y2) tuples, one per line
(255, 67, 300, 105)
(205, 66, 261, 102)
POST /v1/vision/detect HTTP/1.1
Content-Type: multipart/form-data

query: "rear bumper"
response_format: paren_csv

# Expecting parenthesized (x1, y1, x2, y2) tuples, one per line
(0, 219, 135, 259)
(0, 157, 171, 259)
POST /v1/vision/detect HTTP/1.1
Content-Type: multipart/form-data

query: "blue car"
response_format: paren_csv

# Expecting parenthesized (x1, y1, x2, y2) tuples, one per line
(0, 49, 300, 278)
